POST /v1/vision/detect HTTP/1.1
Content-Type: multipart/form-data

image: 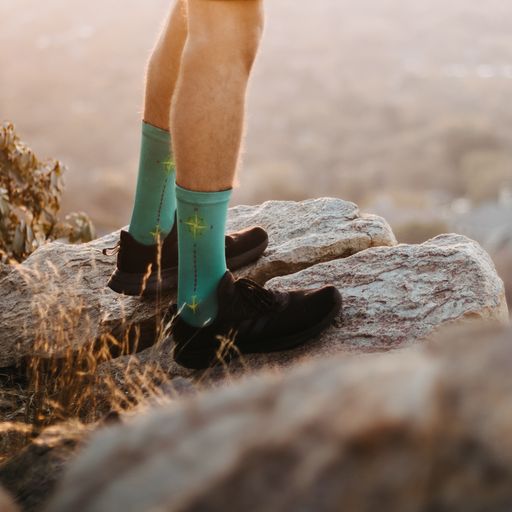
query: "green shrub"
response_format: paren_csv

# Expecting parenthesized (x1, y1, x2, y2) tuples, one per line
(0, 122, 94, 263)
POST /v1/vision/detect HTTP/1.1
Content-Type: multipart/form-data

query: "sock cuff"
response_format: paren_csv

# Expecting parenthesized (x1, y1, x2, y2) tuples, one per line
(142, 121, 171, 144)
(176, 184, 233, 205)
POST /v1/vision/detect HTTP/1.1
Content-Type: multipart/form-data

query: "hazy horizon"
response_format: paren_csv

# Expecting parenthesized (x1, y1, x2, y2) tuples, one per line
(2, 0, 512, 236)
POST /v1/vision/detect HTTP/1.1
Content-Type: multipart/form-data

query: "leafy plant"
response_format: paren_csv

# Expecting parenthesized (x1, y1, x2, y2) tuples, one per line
(0, 121, 95, 263)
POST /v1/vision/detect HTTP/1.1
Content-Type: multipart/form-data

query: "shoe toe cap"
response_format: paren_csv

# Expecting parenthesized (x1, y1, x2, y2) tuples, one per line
(274, 284, 341, 336)
(251, 225, 269, 244)
(304, 284, 342, 320)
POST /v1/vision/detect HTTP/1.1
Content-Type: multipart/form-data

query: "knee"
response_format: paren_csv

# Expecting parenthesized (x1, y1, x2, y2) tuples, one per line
(188, 1, 264, 73)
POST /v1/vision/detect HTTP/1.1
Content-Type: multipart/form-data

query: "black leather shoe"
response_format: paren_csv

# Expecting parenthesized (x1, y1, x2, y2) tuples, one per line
(104, 218, 268, 296)
(169, 271, 342, 369)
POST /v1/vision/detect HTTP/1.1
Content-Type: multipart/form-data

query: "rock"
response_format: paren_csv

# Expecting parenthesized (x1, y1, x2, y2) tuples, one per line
(0, 486, 18, 512)
(99, 233, 508, 384)
(0, 262, 11, 278)
(0, 198, 395, 368)
(0, 422, 89, 512)
(1, 198, 508, 511)
(227, 198, 396, 282)
(46, 325, 512, 512)
(264, 233, 509, 356)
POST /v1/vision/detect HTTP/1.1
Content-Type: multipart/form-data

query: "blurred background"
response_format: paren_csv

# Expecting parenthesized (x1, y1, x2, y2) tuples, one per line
(1, 0, 511, 302)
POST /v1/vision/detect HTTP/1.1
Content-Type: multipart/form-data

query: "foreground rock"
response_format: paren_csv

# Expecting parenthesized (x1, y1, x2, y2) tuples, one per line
(47, 325, 512, 512)
(100, 233, 508, 384)
(0, 486, 18, 512)
(0, 422, 89, 512)
(0, 198, 395, 368)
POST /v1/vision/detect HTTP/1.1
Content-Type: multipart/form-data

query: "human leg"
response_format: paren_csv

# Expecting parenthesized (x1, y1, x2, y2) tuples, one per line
(127, 0, 187, 246)
(144, 0, 188, 131)
(171, 0, 264, 192)
(106, 0, 268, 296)
(169, 0, 342, 367)
(172, 0, 264, 326)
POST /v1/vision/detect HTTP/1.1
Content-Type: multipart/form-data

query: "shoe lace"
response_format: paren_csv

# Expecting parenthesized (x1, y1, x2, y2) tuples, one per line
(234, 278, 278, 315)
(102, 242, 120, 257)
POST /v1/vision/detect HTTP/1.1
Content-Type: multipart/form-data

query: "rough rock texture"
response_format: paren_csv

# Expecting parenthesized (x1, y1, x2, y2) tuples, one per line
(226, 199, 396, 282)
(0, 422, 90, 512)
(46, 325, 512, 512)
(0, 198, 510, 512)
(0, 198, 395, 368)
(99, 233, 509, 386)
(265, 233, 509, 355)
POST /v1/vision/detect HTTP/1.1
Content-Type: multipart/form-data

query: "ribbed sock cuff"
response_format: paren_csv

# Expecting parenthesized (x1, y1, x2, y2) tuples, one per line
(176, 184, 233, 205)
(142, 121, 171, 144)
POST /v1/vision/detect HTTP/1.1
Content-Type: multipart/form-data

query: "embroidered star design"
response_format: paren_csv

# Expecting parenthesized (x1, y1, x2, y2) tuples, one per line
(150, 225, 162, 242)
(187, 296, 200, 314)
(157, 157, 175, 176)
(164, 157, 175, 174)
(185, 212, 208, 239)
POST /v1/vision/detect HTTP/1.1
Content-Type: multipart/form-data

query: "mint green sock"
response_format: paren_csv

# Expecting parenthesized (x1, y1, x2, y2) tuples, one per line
(128, 122, 176, 245)
(176, 185, 233, 327)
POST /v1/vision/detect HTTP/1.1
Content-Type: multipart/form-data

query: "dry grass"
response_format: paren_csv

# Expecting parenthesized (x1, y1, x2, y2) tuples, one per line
(0, 242, 248, 467)
(0, 297, 179, 464)
(0, 123, 184, 462)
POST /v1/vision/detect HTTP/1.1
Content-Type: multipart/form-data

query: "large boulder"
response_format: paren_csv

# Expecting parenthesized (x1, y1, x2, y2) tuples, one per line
(100, 233, 509, 385)
(226, 198, 396, 282)
(264, 233, 509, 355)
(0, 199, 509, 512)
(46, 325, 512, 512)
(0, 198, 395, 368)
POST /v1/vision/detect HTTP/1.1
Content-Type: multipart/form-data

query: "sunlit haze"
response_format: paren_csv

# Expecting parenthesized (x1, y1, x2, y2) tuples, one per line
(2, 0, 512, 251)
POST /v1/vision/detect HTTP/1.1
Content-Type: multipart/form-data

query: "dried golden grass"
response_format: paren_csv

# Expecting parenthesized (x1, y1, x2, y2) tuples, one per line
(0, 123, 249, 464)
(0, 123, 184, 461)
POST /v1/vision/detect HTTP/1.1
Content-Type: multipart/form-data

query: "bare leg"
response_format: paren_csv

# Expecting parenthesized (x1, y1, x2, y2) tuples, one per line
(144, 0, 188, 131)
(108, 0, 269, 299)
(171, 0, 264, 191)
(165, 0, 342, 368)
(123, 0, 187, 246)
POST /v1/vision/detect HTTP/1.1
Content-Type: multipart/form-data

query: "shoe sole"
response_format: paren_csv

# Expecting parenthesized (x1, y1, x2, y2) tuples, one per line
(173, 289, 342, 370)
(107, 237, 269, 297)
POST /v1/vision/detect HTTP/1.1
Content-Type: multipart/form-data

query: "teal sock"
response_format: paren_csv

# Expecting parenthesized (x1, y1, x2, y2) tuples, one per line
(176, 184, 233, 327)
(128, 121, 176, 245)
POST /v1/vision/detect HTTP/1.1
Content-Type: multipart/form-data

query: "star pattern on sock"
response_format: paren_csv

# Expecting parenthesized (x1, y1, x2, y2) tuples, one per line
(184, 212, 208, 239)
(162, 157, 175, 176)
(150, 224, 162, 242)
(186, 295, 200, 314)
(156, 157, 175, 176)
